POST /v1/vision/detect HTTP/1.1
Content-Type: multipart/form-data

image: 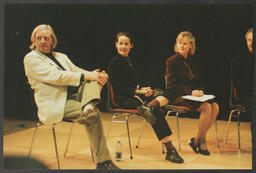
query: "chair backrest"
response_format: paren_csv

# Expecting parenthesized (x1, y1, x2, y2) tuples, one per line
(164, 75, 167, 89)
(229, 80, 235, 106)
(26, 80, 39, 120)
(229, 61, 239, 107)
(164, 75, 199, 116)
(106, 81, 119, 112)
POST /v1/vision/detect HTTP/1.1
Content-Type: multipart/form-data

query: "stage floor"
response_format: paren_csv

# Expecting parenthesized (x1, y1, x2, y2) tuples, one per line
(3, 113, 252, 170)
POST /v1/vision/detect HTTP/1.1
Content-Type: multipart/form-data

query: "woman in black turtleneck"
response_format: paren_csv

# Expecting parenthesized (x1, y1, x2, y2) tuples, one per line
(107, 32, 184, 164)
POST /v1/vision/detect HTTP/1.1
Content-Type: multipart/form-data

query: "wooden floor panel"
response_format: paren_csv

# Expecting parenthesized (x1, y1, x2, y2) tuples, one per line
(3, 113, 252, 170)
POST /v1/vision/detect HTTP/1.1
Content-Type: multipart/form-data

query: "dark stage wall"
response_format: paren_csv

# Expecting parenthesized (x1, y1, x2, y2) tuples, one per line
(4, 3, 252, 120)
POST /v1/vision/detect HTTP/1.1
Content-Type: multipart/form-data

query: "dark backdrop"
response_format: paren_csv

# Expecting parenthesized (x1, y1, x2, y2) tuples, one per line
(4, 3, 252, 120)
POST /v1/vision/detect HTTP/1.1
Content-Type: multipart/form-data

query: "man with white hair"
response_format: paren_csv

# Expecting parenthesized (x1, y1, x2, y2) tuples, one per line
(24, 24, 120, 170)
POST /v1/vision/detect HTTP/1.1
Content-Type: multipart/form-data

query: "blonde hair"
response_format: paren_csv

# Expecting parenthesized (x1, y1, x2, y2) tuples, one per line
(245, 27, 253, 39)
(29, 24, 57, 50)
(174, 31, 196, 55)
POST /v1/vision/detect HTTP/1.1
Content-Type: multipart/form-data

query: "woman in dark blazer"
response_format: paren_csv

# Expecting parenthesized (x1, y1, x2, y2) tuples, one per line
(108, 32, 184, 164)
(166, 31, 219, 155)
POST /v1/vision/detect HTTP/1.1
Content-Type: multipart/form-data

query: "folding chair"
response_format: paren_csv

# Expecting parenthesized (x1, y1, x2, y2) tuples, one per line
(225, 80, 246, 150)
(26, 83, 62, 169)
(135, 104, 219, 153)
(106, 82, 141, 159)
(28, 119, 95, 169)
(135, 76, 220, 152)
(165, 105, 220, 152)
(27, 87, 94, 169)
(28, 121, 61, 169)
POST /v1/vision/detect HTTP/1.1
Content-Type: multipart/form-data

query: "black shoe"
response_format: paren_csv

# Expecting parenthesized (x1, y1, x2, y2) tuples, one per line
(198, 141, 210, 155)
(77, 109, 99, 125)
(188, 138, 199, 153)
(137, 105, 156, 125)
(166, 148, 184, 164)
(96, 160, 121, 170)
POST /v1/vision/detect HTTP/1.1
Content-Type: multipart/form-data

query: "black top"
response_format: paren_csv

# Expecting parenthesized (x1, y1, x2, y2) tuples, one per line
(166, 53, 204, 101)
(231, 49, 253, 103)
(45, 52, 66, 70)
(44, 52, 84, 94)
(108, 54, 149, 103)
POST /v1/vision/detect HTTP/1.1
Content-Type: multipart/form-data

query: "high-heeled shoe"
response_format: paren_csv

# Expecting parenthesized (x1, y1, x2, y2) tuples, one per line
(188, 137, 199, 153)
(198, 141, 210, 155)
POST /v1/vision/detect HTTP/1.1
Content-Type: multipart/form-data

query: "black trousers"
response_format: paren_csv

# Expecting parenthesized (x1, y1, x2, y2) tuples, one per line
(118, 96, 172, 141)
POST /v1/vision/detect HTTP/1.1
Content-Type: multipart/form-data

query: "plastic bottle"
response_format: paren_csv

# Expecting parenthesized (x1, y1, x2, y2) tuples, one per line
(115, 138, 122, 161)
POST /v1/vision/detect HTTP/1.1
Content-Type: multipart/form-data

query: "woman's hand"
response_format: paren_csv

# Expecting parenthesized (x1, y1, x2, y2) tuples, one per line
(135, 87, 153, 96)
(191, 90, 204, 97)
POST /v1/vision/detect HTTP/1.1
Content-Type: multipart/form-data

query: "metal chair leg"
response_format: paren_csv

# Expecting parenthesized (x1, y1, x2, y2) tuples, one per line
(136, 119, 146, 148)
(64, 122, 95, 162)
(106, 114, 117, 139)
(176, 112, 181, 152)
(28, 122, 41, 158)
(90, 146, 94, 163)
(237, 112, 241, 150)
(125, 116, 133, 159)
(52, 123, 60, 169)
(225, 109, 236, 143)
(215, 120, 220, 150)
(64, 123, 75, 158)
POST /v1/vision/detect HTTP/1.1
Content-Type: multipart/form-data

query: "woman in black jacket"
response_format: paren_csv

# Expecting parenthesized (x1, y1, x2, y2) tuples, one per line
(166, 31, 219, 155)
(108, 32, 184, 164)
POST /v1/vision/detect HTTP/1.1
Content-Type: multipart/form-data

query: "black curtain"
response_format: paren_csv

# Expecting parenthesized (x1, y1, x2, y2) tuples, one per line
(4, 3, 252, 120)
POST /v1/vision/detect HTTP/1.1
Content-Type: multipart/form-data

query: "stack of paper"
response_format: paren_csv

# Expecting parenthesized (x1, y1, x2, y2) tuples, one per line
(182, 95, 215, 102)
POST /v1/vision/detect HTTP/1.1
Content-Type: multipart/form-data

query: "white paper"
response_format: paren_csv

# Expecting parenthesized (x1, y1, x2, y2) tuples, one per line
(182, 95, 215, 102)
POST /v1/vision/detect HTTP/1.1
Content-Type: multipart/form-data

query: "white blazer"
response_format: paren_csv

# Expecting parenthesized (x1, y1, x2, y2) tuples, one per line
(24, 49, 88, 124)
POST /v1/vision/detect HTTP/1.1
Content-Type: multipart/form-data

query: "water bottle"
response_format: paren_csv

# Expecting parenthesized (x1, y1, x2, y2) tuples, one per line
(115, 138, 122, 161)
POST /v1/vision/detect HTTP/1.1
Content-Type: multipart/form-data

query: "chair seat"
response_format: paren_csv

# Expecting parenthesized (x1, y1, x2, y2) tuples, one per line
(111, 108, 139, 114)
(164, 105, 190, 113)
(62, 118, 75, 123)
(230, 104, 245, 112)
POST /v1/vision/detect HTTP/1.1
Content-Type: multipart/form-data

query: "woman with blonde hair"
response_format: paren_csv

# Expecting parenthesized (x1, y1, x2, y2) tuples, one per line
(165, 31, 219, 155)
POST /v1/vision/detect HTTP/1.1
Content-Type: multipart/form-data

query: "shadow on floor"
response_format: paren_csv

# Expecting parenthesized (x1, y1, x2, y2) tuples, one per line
(4, 118, 37, 135)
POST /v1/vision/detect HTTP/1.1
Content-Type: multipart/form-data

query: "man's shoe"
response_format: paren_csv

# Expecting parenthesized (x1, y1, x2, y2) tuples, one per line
(137, 104, 156, 125)
(77, 109, 99, 125)
(166, 148, 184, 164)
(96, 160, 121, 170)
